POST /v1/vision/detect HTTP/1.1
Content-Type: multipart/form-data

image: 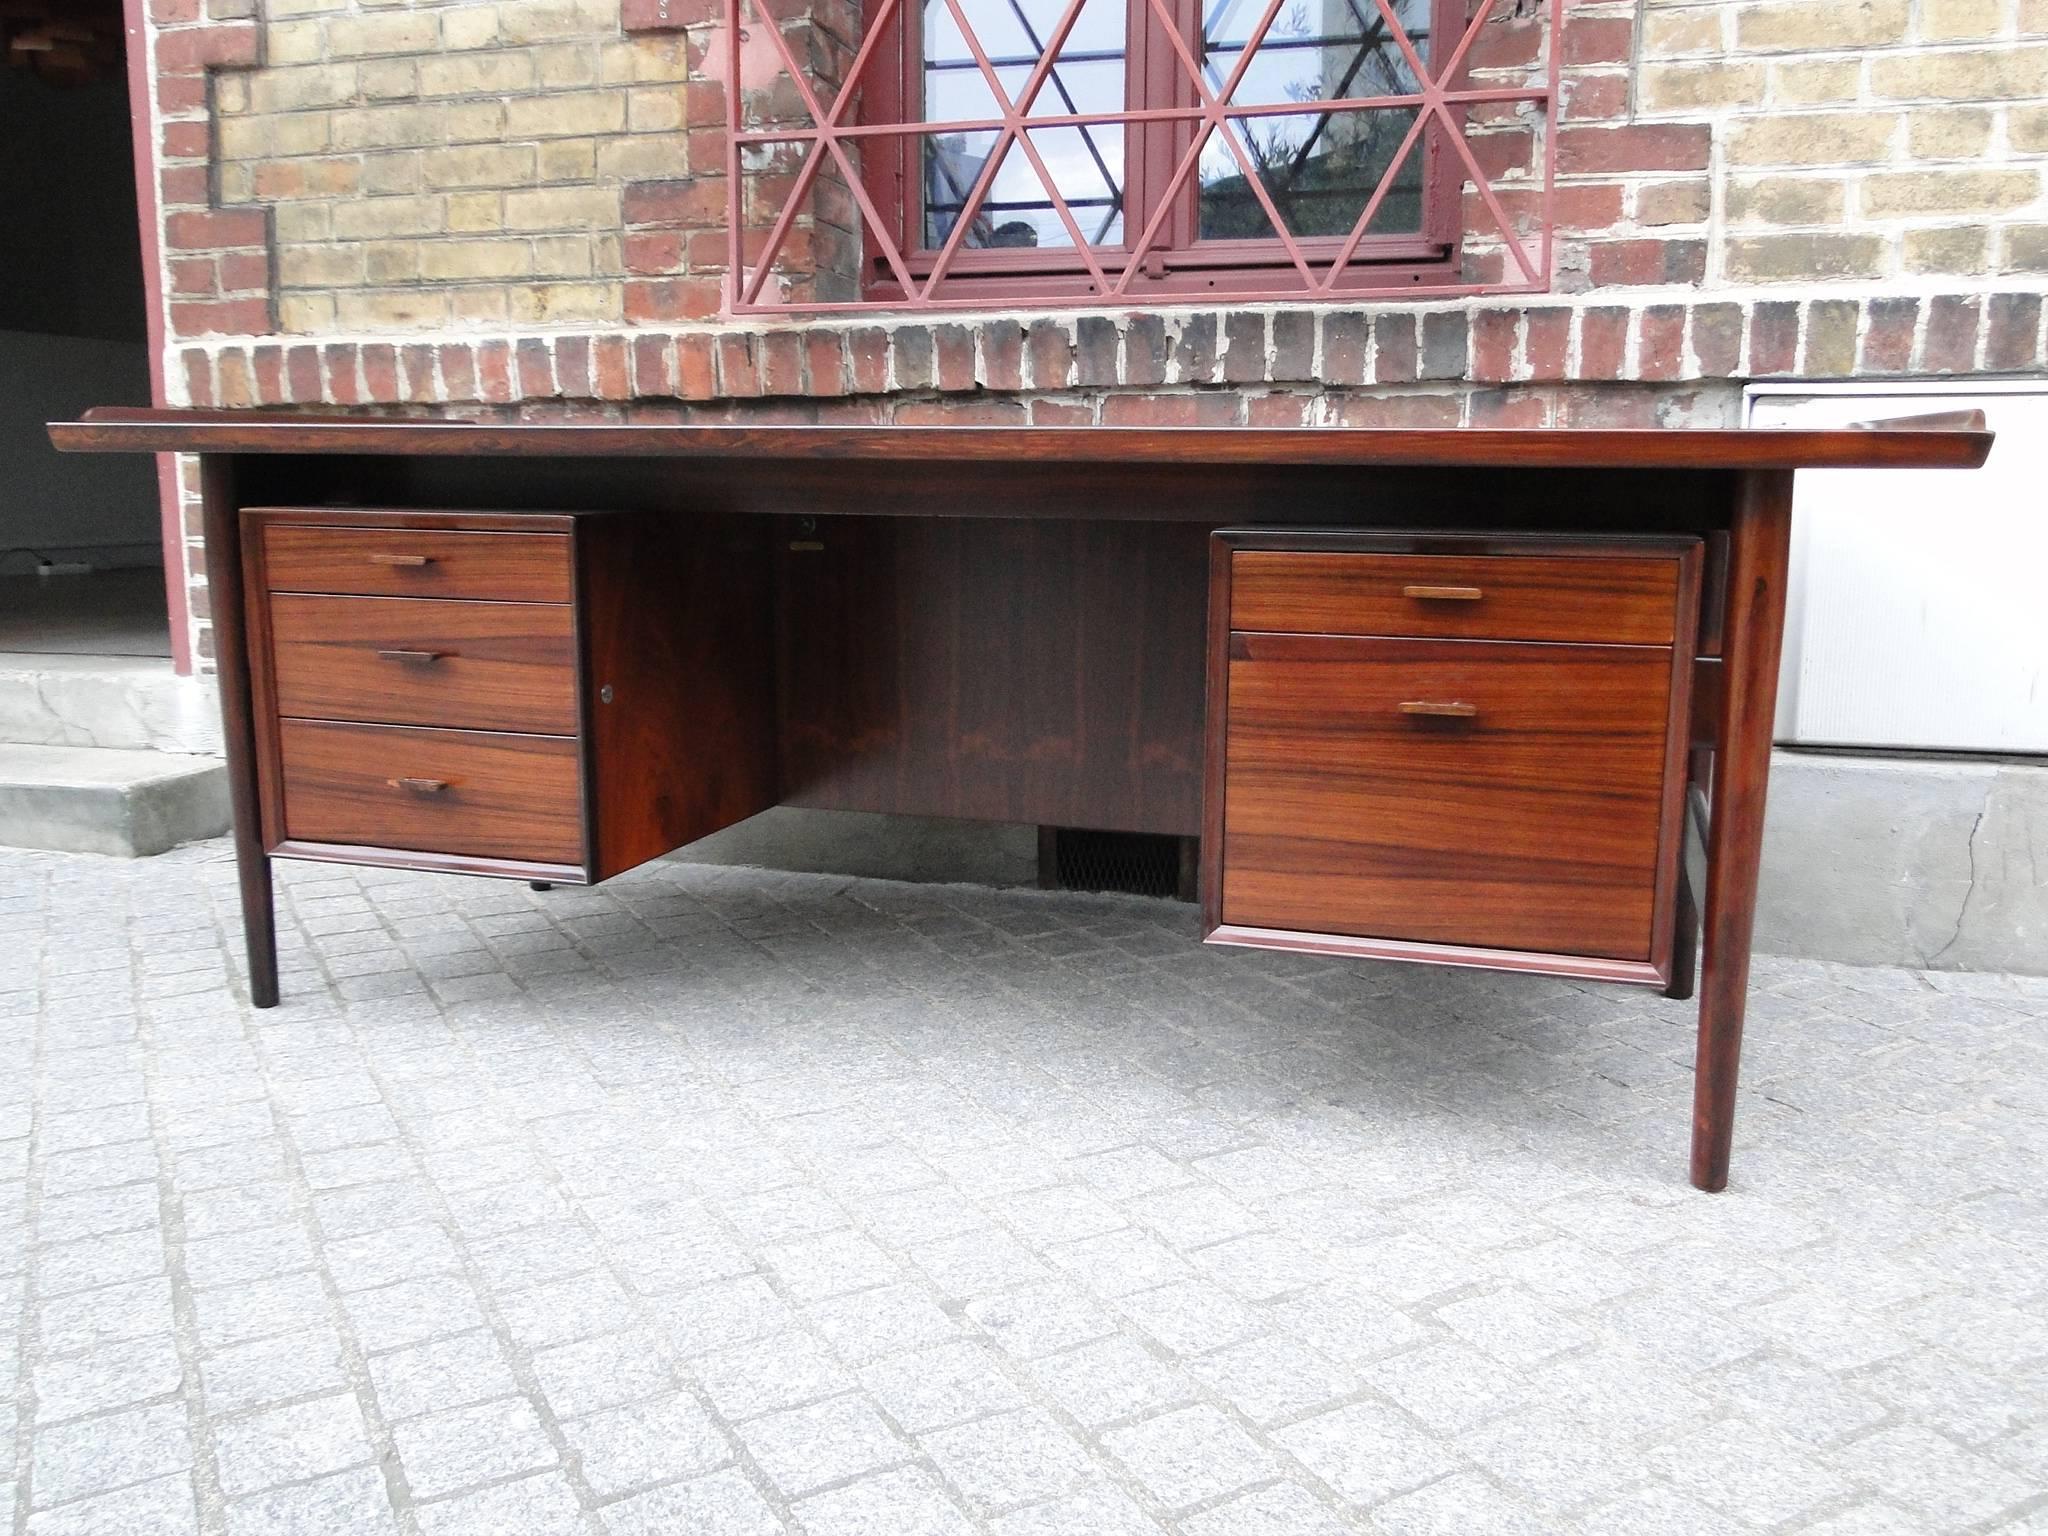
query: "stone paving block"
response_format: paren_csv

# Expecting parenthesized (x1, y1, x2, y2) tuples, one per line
(792, 1465, 975, 1536)
(31, 1335, 183, 1423)
(856, 1339, 1026, 1434)
(212, 1391, 373, 1497)
(564, 1391, 731, 1498)
(738, 1393, 909, 1500)
(412, 1471, 589, 1536)
(1179, 1481, 1352, 1536)
(369, 1329, 522, 1422)
(393, 1395, 560, 1501)
(599, 1467, 786, 1536)
(21, 1471, 197, 1536)
(31, 1400, 192, 1507)
(1027, 1335, 1194, 1428)
(224, 1466, 399, 1536)
(920, 1408, 1094, 1513)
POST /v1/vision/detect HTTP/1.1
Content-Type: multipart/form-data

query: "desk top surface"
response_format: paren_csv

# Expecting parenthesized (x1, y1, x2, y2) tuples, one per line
(52, 407, 1992, 472)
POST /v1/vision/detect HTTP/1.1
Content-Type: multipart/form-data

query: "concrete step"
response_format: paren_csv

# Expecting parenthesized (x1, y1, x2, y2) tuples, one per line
(0, 653, 221, 753)
(0, 743, 230, 857)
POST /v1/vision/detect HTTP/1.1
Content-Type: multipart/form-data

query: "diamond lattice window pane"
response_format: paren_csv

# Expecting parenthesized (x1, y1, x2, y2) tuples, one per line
(1199, 106, 1424, 239)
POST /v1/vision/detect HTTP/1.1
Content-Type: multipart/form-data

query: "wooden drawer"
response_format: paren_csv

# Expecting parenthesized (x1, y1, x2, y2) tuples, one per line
(264, 525, 573, 604)
(1219, 633, 1674, 962)
(278, 720, 583, 865)
(269, 594, 579, 736)
(1230, 549, 1682, 646)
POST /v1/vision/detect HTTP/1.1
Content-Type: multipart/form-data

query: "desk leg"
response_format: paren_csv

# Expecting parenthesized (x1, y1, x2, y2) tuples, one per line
(197, 457, 279, 1009)
(1691, 470, 1794, 1191)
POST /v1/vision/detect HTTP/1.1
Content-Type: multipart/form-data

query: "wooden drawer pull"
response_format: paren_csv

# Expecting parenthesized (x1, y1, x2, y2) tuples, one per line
(1399, 700, 1479, 718)
(387, 777, 449, 794)
(366, 553, 435, 568)
(375, 648, 447, 664)
(1403, 584, 1483, 601)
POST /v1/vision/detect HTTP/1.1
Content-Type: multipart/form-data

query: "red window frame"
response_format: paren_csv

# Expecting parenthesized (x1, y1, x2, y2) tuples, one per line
(857, 0, 1467, 303)
(723, 0, 1561, 314)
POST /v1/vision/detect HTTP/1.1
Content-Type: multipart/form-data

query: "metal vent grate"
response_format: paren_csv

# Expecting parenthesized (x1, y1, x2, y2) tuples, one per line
(1039, 828, 1196, 902)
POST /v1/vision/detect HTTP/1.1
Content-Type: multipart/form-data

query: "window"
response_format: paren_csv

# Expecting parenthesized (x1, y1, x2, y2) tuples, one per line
(726, 0, 1559, 312)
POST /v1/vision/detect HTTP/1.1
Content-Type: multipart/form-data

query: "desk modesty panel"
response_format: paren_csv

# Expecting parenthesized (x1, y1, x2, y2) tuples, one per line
(50, 410, 1992, 1193)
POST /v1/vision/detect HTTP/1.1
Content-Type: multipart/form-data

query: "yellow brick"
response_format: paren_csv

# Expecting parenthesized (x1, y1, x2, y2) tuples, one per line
(217, 163, 255, 204)
(278, 244, 365, 288)
(443, 6, 503, 48)
(595, 134, 688, 180)
(423, 144, 539, 189)
(537, 43, 600, 89)
(1643, 8, 1724, 54)
(273, 203, 333, 242)
(360, 151, 423, 196)
(247, 65, 358, 114)
(365, 242, 422, 283)
(2026, 0, 2048, 32)
(447, 192, 507, 232)
(419, 239, 535, 281)
(1637, 179, 1712, 226)
(445, 101, 512, 142)
(1736, 0, 1909, 50)
(538, 139, 598, 181)
(628, 84, 686, 132)
(2005, 225, 2048, 270)
(450, 288, 511, 324)
(335, 290, 452, 330)
(1904, 223, 1992, 272)
(215, 74, 250, 114)
(268, 0, 345, 18)
(418, 52, 536, 96)
(1921, 0, 2005, 38)
(604, 37, 690, 84)
(1639, 61, 1768, 112)
(498, 0, 603, 46)
(332, 194, 444, 239)
(1862, 168, 2041, 214)
(1872, 45, 2048, 101)
(330, 105, 453, 152)
(278, 293, 338, 333)
(1726, 112, 1899, 166)
(1909, 107, 1995, 159)
(326, 12, 440, 57)
(2012, 104, 2048, 152)
(533, 235, 597, 277)
(503, 186, 620, 230)
(266, 19, 325, 66)
(502, 90, 627, 138)
(1726, 175, 1847, 224)
(360, 60, 419, 100)
(508, 281, 620, 325)
(1724, 231, 1890, 280)
(252, 156, 361, 198)
(1769, 59, 1863, 105)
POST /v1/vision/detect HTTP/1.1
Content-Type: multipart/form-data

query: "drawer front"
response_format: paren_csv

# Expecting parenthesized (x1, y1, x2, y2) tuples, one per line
(269, 595, 579, 735)
(1230, 549, 1682, 646)
(1221, 634, 1672, 961)
(264, 525, 573, 604)
(279, 720, 583, 865)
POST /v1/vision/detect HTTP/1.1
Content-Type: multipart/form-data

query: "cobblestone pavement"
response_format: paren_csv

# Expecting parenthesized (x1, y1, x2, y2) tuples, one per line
(4, 838, 2047, 1536)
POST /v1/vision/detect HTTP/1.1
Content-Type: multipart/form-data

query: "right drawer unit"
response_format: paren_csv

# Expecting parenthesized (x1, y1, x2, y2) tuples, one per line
(1205, 534, 1703, 988)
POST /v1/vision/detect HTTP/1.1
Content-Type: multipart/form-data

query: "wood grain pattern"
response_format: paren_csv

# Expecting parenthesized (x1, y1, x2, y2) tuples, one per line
(1231, 549, 1682, 646)
(775, 517, 1210, 836)
(268, 594, 579, 735)
(264, 524, 573, 603)
(578, 512, 779, 881)
(278, 719, 584, 865)
(49, 408, 1996, 473)
(1221, 632, 1674, 961)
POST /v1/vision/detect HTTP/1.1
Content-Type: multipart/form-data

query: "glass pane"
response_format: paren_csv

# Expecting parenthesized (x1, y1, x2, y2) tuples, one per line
(920, 0, 1126, 248)
(1202, 0, 1431, 108)
(1197, 107, 1423, 239)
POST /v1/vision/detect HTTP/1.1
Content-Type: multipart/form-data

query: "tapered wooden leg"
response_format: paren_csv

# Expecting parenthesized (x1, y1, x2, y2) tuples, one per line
(196, 456, 280, 1008)
(1691, 471, 1795, 1191)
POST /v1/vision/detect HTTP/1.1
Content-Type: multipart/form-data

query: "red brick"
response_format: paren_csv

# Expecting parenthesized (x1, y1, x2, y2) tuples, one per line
(517, 338, 556, 398)
(165, 208, 266, 250)
(892, 326, 934, 391)
(625, 230, 684, 275)
(251, 344, 284, 405)
(1371, 313, 1418, 385)
(715, 334, 759, 397)
(182, 350, 213, 408)
(673, 334, 716, 400)
(760, 330, 805, 396)
(805, 330, 847, 396)
(1323, 313, 1368, 386)
(438, 343, 477, 403)
(159, 165, 209, 206)
(934, 324, 976, 392)
(151, 0, 200, 20)
(1748, 301, 1800, 377)
(1557, 386, 1660, 428)
(1691, 302, 1743, 378)
(627, 334, 670, 396)
(218, 251, 268, 292)
(1028, 320, 1073, 391)
(1075, 316, 1119, 388)
(324, 344, 361, 405)
(1465, 14, 1541, 70)
(895, 399, 1029, 425)
(399, 343, 436, 404)
(1589, 239, 1706, 288)
(1330, 393, 1461, 429)
(593, 336, 631, 401)
(1471, 309, 1517, 384)
(1523, 307, 1570, 382)
(169, 298, 268, 336)
(361, 344, 399, 403)
(169, 258, 216, 297)
(1271, 312, 1313, 383)
(157, 74, 206, 112)
(215, 348, 253, 409)
(1469, 388, 1551, 428)
(1579, 307, 1628, 380)
(1563, 15, 1632, 64)
(161, 121, 210, 160)
(813, 398, 890, 425)
(1637, 306, 1686, 383)
(1553, 182, 1625, 234)
(1222, 311, 1265, 385)
(478, 340, 515, 404)
(620, 0, 693, 31)
(1924, 295, 1981, 375)
(1858, 297, 1919, 375)
(1247, 393, 1309, 427)
(1563, 71, 1629, 121)
(1984, 293, 2041, 373)
(1101, 393, 1239, 427)
(1558, 123, 1712, 176)
(555, 337, 592, 399)
(848, 326, 889, 394)
(1030, 399, 1092, 426)
(155, 22, 257, 72)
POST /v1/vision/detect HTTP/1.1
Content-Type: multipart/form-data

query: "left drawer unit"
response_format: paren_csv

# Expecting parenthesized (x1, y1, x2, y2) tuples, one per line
(241, 508, 778, 886)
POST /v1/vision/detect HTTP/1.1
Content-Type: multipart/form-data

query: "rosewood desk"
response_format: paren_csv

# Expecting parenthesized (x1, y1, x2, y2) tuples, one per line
(50, 410, 1992, 1191)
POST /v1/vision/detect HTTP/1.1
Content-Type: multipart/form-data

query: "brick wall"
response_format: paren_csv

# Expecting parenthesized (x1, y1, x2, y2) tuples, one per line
(139, 0, 2048, 668)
